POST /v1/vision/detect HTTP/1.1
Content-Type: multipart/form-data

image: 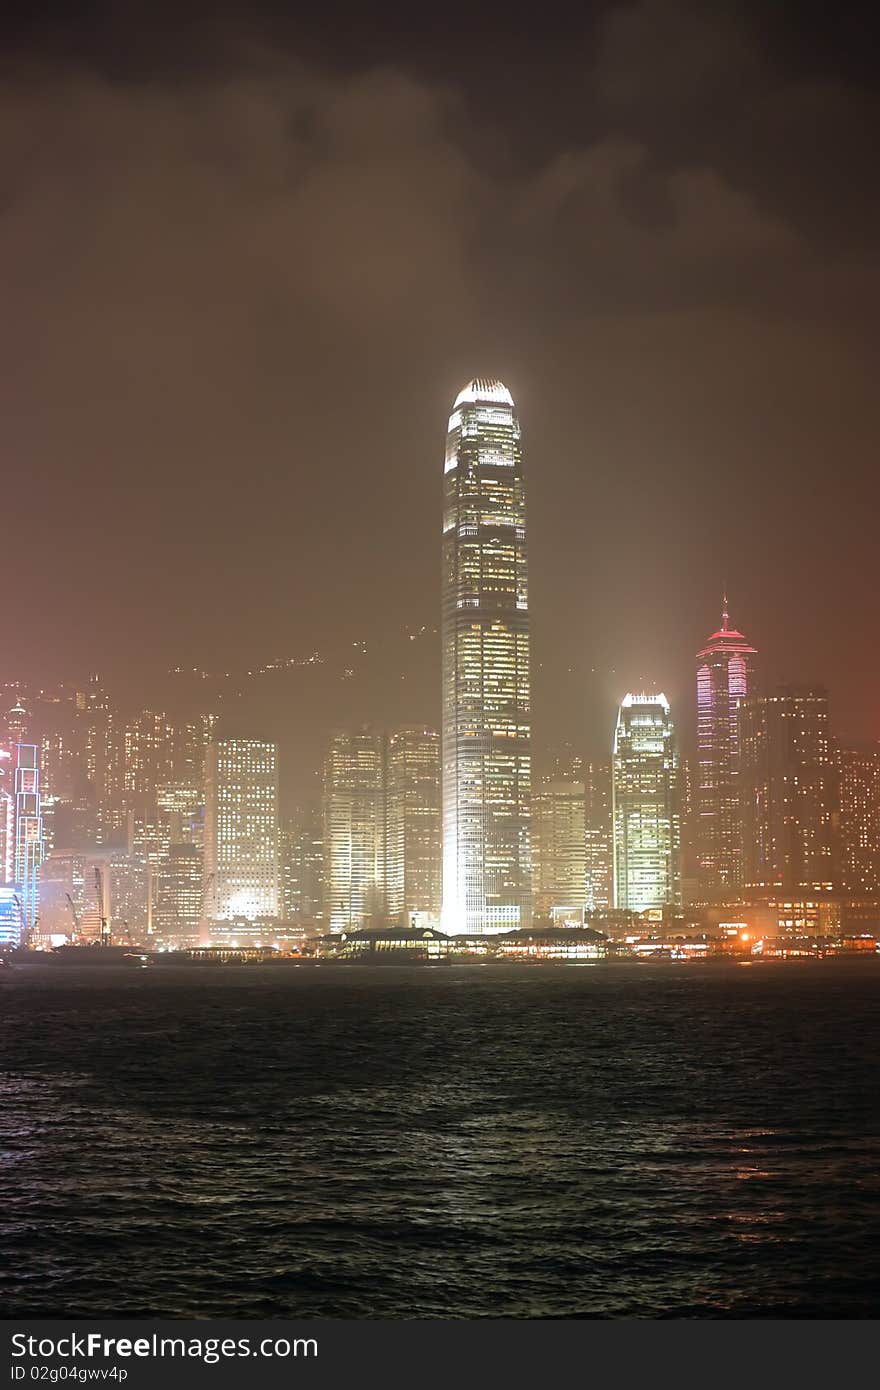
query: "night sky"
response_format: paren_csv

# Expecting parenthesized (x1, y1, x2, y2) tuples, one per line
(4, 2, 880, 768)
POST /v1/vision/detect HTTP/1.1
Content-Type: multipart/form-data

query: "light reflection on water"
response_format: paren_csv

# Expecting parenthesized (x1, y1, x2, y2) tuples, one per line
(1, 960, 878, 1317)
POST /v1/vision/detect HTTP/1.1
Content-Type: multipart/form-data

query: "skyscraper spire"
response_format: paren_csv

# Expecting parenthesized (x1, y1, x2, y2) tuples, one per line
(442, 378, 532, 934)
(695, 598, 758, 891)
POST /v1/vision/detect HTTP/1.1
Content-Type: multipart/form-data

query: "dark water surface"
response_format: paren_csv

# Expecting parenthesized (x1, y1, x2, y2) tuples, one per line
(1, 960, 878, 1318)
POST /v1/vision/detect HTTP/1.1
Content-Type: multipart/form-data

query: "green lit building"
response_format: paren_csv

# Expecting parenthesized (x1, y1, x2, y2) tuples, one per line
(612, 694, 681, 913)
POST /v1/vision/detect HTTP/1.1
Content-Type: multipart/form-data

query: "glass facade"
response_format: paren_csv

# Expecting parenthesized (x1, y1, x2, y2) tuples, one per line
(280, 806, 324, 926)
(612, 694, 681, 913)
(385, 727, 442, 924)
(585, 757, 614, 912)
(154, 844, 203, 941)
(532, 778, 586, 915)
(13, 743, 44, 935)
(695, 601, 757, 890)
(204, 738, 279, 921)
(322, 730, 386, 933)
(441, 378, 531, 934)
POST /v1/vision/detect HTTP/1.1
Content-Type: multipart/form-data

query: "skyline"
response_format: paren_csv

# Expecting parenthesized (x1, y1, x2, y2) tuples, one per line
(1, 544, 877, 795)
(1, 375, 875, 945)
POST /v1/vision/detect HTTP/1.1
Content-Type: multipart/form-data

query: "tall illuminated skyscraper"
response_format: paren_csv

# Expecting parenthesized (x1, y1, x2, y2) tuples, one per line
(204, 738, 279, 921)
(695, 598, 757, 891)
(441, 378, 531, 935)
(280, 807, 324, 927)
(12, 744, 45, 935)
(612, 695, 681, 913)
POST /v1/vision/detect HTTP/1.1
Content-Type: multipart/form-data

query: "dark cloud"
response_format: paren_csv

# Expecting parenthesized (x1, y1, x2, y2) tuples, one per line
(2, 2, 879, 771)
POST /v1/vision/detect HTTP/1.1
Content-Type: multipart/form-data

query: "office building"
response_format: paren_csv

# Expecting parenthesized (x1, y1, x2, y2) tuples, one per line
(695, 600, 757, 891)
(204, 738, 280, 920)
(12, 744, 45, 935)
(612, 694, 681, 913)
(441, 378, 531, 934)
(739, 688, 835, 892)
(154, 844, 203, 942)
(385, 727, 442, 924)
(585, 758, 614, 912)
(322, 730, 386, 932)
(532, 778, 586, 916)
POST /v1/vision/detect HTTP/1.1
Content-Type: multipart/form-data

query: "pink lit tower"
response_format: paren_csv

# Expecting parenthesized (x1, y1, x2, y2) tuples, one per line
(695, 595, 758, 892)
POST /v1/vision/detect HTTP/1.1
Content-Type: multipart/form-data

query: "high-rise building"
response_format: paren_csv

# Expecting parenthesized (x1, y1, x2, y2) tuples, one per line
(385, 727, 442, 924)
(695, 599, 758, 891)
(836, 742, 880, 893)
(322, 730, 386, 933)
(280, 807, 324, 926)
(77, 674, 121, 844)
(154, 844, 203, 942)
(532, 778, 586, 916)
(108, 852, 149, 940)
(204, 738, 280, 921)
(584, 758, 614, 912)
(612, 694, 681, 913)
(156, 782, 202, 845)
(5, 698, 30, 745)
(739, 687, 836, 893)
(12, 744, 45, 935)
(171, 714, 217, 786)
(121, 709, 174, 807)
(441, 378, 531, 935)
(0, 750, 14, 885)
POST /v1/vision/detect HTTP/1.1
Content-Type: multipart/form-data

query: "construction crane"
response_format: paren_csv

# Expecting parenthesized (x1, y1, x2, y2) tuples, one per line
(94, 866, 110, 947)
(65, 892, 81, 943)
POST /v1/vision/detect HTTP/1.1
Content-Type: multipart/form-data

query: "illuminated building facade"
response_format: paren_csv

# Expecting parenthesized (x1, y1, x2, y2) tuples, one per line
(122, 709, 174, 806)
(385, 727, 442, 924)
(836, 742, 880, 893)
(154, 844, 203, 942)
(695, 600, 757, 891)
(739, 688, 836, 892)
(108, 852, 149, 939)
(13, 744, 45, 935)
(585, 758, 614, 911)
(323, 730, 386, 932)
(441, 378, 531, 935)
(204, 738, 279, 921)
(156, 782, 203, 845)
(532, 778, 586, 915)
(0, 887, 22, 946)
(612, 695, 681, 913)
